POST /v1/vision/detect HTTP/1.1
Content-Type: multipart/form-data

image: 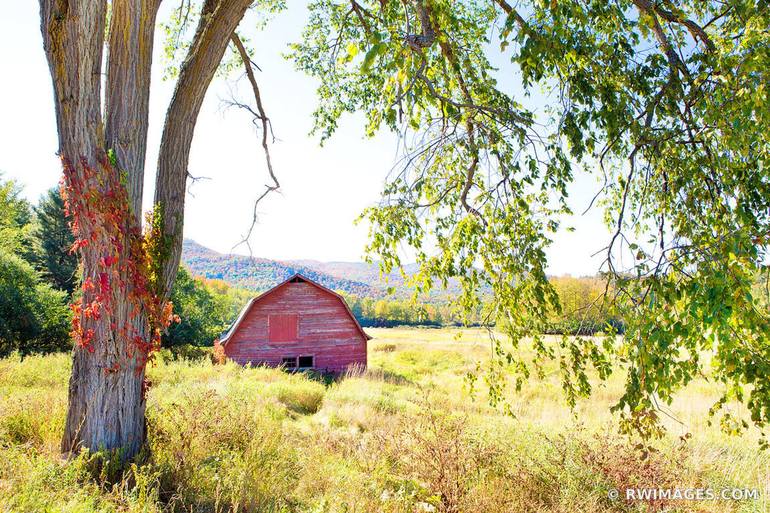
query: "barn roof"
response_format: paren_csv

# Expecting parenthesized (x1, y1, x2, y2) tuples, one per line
(219, 273, 372, 345)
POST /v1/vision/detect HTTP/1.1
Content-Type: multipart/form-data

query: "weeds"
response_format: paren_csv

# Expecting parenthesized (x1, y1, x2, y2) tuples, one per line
(0, 328, 766, 512)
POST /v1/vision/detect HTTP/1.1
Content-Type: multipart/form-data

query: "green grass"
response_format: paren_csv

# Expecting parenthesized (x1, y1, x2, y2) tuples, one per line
(0, 327, 767, 512)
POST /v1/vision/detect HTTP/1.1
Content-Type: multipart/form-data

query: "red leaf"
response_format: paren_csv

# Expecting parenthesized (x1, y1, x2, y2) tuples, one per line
(99, 272, 110, 294)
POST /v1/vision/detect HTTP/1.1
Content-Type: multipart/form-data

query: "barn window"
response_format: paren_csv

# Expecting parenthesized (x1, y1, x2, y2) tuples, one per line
(298, 355, 314, 369)
(281, 357, 297, 368)
(268, 314, 298, 342)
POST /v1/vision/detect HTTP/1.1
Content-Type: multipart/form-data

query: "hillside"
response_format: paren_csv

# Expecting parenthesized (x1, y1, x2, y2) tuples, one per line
(286, 259, 420, 290)
(181, 239, 474, 299)
(181, 239, 385, 297)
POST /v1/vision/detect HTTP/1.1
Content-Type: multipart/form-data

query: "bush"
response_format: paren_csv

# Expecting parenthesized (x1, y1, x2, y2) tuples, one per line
(167, 344, 212, 361)
(147, 387, 300, 511)
(0, 250, 71, 357)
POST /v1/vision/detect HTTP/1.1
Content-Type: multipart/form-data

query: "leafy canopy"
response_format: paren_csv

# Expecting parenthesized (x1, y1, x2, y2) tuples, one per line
(290, 0, 770, 441)
(0, 176, 71, 357)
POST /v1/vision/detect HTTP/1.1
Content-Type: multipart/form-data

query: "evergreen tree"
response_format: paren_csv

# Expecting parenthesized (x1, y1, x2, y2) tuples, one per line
(31, 188, 78, 294)
(0, 176, 71, 356)
(0, 250, 71, 357)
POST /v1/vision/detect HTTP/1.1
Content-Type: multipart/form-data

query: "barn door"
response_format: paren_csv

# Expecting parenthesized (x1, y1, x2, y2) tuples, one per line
(268, 314, 298, 342)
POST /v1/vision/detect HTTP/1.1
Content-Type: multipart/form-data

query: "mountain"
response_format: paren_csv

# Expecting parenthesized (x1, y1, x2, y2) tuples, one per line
(181, 240, 385, 297)
(181, 239, 468, 299)
(286, 259, 420, 290)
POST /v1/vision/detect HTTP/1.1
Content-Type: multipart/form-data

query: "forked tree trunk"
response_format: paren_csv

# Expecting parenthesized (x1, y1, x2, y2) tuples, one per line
(39, 0, 253, 460)
(39, 0, 157, 459)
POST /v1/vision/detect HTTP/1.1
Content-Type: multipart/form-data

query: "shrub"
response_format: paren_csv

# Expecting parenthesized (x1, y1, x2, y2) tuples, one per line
(212, 339, 227, 365)
(147, 387, 300, 511)
(168, 343, 212, 361)
(0, 250, 71, 357)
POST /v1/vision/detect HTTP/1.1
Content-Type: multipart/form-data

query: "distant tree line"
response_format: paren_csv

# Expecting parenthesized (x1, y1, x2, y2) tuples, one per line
(0, 173, 633, 357)
(341, 293, 475, 327)
(341, 277, 624, 335)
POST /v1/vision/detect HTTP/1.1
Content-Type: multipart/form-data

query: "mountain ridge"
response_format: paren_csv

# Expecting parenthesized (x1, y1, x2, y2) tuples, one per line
(181, 239, 470, 299)
(181, 239, 389, 297)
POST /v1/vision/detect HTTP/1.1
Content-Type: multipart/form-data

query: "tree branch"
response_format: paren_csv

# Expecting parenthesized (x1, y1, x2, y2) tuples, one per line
(632, 0, 690, 78)
(492, 0, 532, 36)
(404, 0, 435, 50)
(154, 0, 253, 299)
(230, 33, 281, 250)
(436, 34, 486, 223)
(655, 1, 715, 52)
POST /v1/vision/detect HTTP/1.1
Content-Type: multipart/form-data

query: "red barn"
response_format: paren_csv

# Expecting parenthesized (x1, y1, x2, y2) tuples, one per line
(220, 273, 370, 373)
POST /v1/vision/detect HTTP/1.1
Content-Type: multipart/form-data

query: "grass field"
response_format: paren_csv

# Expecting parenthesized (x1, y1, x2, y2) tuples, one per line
(0, 327, 768, 512)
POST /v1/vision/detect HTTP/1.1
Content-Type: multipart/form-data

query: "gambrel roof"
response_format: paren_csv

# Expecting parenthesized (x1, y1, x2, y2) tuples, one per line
(219, 273, 371, 345)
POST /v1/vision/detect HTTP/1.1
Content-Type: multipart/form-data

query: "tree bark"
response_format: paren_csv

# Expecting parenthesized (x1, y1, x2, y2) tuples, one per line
(105, 0, 162, 219)
(154, 0, 254, 299)
(40, 0, 151, 459)
(39, 0, 106, 164)
(62, 316, 148, 458)
(39, 0, 252, 461)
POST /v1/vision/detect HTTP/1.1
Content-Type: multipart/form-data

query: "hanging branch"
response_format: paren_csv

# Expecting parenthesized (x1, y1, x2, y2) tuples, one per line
(230, 33, 280, 253)
(632, 0, 691, 77)
(655, 1, 715, 52)
(492, 0, 533, 36)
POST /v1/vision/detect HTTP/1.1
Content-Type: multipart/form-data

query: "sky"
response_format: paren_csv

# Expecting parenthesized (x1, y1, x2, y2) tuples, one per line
(0, 1, 609, 276)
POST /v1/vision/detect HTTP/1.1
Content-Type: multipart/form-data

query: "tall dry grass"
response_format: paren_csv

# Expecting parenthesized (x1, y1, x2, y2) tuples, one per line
(0, 328, 767, 512)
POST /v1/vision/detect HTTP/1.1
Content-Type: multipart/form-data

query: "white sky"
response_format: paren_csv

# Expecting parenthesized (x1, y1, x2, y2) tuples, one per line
(0, 1, 609, 276)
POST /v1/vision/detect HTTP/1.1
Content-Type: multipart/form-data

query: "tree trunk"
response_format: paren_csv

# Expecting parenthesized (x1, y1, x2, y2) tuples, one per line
(154, 0, 254, 297)
(105, 0, 162, 219)
(39, 0, 250, 461)
(40, 0, 156, 459)
(57, 156, 154, 458)
(62, 316, 149, 457)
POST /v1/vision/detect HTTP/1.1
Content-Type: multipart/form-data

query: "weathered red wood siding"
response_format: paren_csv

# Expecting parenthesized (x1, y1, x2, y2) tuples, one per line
(224, 280, 367, 372)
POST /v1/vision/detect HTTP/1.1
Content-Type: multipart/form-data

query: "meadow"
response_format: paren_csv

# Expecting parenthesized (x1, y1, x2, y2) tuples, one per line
(0, 327, 767, 513)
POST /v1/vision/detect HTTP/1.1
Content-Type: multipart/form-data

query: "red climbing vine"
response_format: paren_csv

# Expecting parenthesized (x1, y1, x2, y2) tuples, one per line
(60, 154, 178, 371)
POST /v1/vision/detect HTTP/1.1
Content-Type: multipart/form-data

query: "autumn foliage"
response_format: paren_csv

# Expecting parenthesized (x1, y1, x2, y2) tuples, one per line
(211, 339, 227, 365)
(60, 155, 178, 370)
